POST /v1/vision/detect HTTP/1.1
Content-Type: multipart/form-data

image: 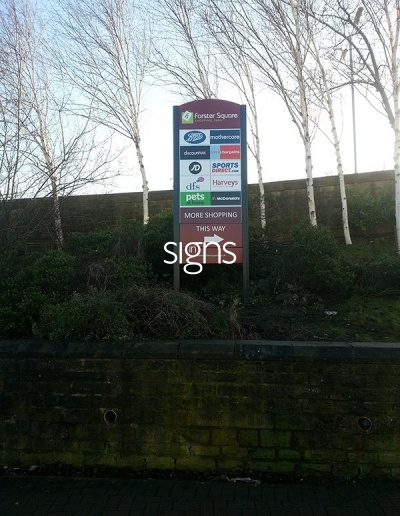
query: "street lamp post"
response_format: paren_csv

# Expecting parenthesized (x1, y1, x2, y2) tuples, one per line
(349, 34, 357, 173)
(349, 7, 363, 174)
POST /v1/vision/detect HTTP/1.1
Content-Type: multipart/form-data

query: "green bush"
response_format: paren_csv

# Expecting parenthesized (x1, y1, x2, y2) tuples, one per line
(354, 254, 400, 294)
(248, 227, 289, 290)
(85, 256, 151, 291)
(34, 285, 220, 341)
(121, 286, 214, 339)
(194, 265, 243, 305)
(142, 209, 173, 277)
(0, 250, 75, 337)
(65, 229, 118, 263)
(34, 289, 131, 341)
(66, 226, 150, 291)
(346, 185, 394, 233)
(115, 221, 144, 259)
(280, 223, 355, 294)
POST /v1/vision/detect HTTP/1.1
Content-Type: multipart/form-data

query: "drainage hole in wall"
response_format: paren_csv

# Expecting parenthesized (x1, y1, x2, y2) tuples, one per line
(104, 410, 117, 424)
(357, 416, 372, 432)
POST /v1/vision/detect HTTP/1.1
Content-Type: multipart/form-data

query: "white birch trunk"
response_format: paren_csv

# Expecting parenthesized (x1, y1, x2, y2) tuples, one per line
(304, 136, 317, 226)
(138, 147, 149, 226)
(256, 151, 266, 230)
(310, 32, 352, 243)
(326, 91, 352, 244)
(37, 110, 65, 248)
(291, 0, 317, 226)
(133, 121, 149, 225)
(51, 176, 64, 248)
(394, 89, 400, 253)
(249, 81, 266, 229)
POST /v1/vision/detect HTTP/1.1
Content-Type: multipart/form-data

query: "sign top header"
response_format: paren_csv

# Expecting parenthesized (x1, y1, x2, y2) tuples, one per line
(179, 99, 241, 129)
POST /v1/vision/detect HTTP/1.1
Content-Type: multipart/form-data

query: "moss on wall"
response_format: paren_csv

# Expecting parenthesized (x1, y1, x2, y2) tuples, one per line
(0, 340, 399, 479)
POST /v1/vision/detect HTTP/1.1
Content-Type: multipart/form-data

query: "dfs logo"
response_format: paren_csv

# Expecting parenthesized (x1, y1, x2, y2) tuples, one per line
(185, 176, 204, 190)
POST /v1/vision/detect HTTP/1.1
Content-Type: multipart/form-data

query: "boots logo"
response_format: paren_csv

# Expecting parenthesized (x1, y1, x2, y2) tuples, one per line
(184, 131, 206, 144)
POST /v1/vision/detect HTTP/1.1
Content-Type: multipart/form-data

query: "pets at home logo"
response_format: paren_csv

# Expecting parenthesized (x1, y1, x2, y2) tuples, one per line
(182, 111, 194, 124)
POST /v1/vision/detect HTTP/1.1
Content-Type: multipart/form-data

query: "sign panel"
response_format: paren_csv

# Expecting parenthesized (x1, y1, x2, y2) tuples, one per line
(174, 99, 247, 270)
(180, 223, 243, 248)
(179, 207, 242, 224)
(181, 246, 242, 265)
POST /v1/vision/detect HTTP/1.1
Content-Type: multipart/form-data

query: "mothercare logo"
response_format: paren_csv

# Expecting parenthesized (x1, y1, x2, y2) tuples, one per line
(210, 130, 240, 144)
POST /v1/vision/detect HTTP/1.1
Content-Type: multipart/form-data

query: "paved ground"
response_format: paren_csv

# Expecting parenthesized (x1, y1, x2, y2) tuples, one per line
(0, 475, 399, 515)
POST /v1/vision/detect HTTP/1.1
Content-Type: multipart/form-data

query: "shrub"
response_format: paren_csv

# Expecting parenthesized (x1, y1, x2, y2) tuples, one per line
(115, 220, 144, 260)
(85, 256, 151, 291)
(280, 223, 355, 294)
(353, 254, 400, 294)
(248, 227, 289, 290)
(66, 226, 150, 291)
(346, 185, 394, 233)
(34, 285, 221, 341)
(34, 289, 131, 341)
(0, 250, 75, 338)
(65, 229, 118, 263)
(121, 286, 214, 339)
(194, 265, 243, 305)
(142, 209, 173, 277)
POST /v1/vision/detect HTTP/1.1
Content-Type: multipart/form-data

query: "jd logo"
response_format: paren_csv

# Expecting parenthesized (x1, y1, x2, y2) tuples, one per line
(189, 162, 202, 174)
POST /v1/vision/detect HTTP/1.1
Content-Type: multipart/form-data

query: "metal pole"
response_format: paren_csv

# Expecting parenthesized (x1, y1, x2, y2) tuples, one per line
(173, 106, 180, 291)
(349, 34, 358, 174)
(240, 105, 249, 305)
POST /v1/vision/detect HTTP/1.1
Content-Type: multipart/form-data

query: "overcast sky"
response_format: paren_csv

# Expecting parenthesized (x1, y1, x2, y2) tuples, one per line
(109, 83, 394, 195)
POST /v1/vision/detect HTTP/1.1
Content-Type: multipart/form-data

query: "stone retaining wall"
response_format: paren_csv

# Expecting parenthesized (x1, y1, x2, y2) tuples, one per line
(0, 340, 399, 479)
(0, 170, 395, 250)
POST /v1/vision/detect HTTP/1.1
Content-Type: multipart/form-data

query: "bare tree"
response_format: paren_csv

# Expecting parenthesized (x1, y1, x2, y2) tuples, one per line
(313, 0, 400, 249)
(0, 20, 38, 255)
(57, 0, 153, 224)
(310, 44, 352, 244)
(207, 0, 318, 226)
(153, 0, 219, 100)
(298, 3, 352, 244)
(153, 0, 266, 228)
(0, 0, 116, 249)
(0, 0, 37, 203)
(203, 4, 266, 228)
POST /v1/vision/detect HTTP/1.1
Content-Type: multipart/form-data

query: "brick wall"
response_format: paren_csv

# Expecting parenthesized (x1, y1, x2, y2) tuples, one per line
(0, 170, 395, 251)
(1, 340, 399, 479)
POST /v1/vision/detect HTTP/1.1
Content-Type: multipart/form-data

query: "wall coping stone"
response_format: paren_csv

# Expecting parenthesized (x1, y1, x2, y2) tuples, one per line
(1, 339, 400, 361)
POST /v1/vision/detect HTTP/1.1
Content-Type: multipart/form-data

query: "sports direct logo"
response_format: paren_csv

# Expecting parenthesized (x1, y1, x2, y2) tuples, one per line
(164, 241, 236, 274)
(211, 161, 240, 173)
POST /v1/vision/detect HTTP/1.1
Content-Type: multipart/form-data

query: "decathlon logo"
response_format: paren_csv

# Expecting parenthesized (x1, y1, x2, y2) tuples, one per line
(184, 131, 206, 144)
